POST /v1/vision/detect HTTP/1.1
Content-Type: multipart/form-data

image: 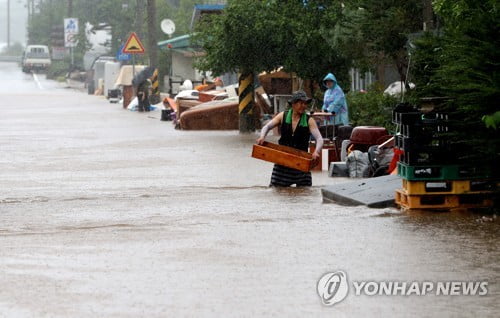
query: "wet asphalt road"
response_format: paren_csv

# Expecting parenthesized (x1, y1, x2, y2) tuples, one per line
(0, 62, 498, 317)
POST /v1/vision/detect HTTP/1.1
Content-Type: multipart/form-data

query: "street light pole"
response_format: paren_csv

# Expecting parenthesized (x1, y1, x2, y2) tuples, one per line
(7, 0, 10, 48)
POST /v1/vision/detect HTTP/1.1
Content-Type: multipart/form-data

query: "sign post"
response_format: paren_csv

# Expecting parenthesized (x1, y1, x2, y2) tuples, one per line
(64, 18, 78, 67)
(122, 32, 146, 78)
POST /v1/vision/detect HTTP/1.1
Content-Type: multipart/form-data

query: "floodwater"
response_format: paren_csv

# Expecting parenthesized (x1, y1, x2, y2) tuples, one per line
(0, 62, 498, 317)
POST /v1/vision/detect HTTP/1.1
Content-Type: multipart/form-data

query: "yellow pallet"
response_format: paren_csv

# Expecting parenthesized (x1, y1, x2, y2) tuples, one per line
(395, 189, 494, 210)
(402, 179, 499, 195)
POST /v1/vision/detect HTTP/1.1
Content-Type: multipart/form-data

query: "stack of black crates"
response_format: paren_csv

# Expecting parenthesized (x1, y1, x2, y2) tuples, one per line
(392, 103, 498, 210)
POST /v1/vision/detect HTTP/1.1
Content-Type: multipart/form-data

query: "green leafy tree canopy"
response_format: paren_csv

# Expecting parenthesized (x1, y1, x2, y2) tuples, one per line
(193, 0, 350, 85)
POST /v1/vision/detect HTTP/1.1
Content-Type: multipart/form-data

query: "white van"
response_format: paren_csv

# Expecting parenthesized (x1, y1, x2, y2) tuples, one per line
(22, 45, 51, 73)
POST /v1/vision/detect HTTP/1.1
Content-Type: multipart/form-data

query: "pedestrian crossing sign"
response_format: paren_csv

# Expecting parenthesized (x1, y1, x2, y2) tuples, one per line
(122, 32, 146, 54)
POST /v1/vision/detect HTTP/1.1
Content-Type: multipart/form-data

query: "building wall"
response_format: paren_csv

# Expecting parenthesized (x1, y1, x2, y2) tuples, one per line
(172, 51, 197, 80)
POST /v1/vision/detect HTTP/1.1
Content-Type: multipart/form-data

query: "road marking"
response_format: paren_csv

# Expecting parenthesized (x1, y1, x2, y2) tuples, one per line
(32, 72, 44, 90)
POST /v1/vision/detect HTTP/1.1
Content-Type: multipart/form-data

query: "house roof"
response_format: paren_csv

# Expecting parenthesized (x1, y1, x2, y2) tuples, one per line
(157, 34, 191, 49)
(157, 34, 205, 57)
(190, 4, 226, 30)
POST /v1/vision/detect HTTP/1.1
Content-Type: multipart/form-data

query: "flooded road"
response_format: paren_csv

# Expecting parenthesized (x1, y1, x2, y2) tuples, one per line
(0, 62, 498, 317)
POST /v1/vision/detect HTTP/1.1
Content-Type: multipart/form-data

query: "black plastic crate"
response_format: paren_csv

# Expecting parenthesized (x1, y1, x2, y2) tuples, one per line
(395, 135, 451, 152)
(401, 122, 451, 138)
(393, 103, 449, 126)
(392, 103, 417, 124)
(400, 148, 455, 165)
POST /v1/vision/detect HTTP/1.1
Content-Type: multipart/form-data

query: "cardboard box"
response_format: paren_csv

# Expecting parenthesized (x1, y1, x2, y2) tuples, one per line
(252, 141, 316, 172)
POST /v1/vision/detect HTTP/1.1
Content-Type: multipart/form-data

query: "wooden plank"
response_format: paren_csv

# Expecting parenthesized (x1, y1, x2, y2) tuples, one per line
(252, 141, 315, 172)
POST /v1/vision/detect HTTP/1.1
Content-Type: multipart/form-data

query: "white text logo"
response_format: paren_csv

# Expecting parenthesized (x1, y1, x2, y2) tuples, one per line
(317, 271, 489, 306)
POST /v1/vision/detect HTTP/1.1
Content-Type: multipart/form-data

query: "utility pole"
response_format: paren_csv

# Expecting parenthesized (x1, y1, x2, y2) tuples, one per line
(67, 0, 74, 69)
(239, 71, 256, 133)
(7, 0, 10, 48)
(26, 0, 38, 44)
(135, 0, 145, 40)
(146, 0, 158, 68)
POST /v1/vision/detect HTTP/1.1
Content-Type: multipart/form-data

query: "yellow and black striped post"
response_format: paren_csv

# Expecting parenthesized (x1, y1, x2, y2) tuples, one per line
(238, 71, 256, 133)
(149, 68, 160, 104)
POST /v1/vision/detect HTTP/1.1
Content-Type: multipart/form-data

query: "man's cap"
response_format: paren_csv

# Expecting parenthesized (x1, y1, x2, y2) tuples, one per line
(288, 90, 312, 104)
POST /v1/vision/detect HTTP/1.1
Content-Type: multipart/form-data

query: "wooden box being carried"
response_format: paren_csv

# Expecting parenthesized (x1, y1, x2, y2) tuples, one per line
(252, 141, 316, 172)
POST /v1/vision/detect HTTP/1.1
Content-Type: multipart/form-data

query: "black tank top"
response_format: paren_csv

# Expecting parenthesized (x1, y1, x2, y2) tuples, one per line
(279, 110, 310, 151)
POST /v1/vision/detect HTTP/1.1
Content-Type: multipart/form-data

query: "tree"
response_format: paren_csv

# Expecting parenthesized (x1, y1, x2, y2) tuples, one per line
(430, 0, 500, 172)
(341, 0, 423, 84)
(192, 0, 351, 132)
(193, 0, 290, 132)
(278, 1, 350, 86)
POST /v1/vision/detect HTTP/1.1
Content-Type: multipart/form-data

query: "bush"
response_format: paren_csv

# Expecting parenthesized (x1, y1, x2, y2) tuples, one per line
(46, 61, 69, 80)
(346, 87, 399, 133)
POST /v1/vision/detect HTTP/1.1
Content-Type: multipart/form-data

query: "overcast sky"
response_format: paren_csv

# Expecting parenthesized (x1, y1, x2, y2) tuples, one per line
(0, 0, 28, 46)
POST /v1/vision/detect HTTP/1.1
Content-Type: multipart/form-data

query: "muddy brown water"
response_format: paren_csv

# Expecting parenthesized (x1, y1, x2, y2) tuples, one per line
(0, 62, 498, 317)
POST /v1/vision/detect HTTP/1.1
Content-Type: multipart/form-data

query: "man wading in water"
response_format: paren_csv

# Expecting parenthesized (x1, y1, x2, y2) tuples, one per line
(257, 90, 323, 187)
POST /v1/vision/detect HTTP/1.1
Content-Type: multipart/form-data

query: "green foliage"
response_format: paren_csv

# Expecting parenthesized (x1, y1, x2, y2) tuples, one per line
(27, 0, 165, 63)
(428, 0, 500, 171)
(277, 1, 350, 85)
(483, 111, 500, 130)
(0, 42, 24, 56)
(341, 1, 422, 80)
(173, 0, 198, 35)
(192, 0, 350, 85)
(193, 0, 287, 74)
(46, 60, 70, 80)
(346, 89, 398, 132)
(409, 32, 444, 99)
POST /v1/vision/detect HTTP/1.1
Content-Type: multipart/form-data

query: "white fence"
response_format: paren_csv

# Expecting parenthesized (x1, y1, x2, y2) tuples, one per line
(350, 68, 375, 92)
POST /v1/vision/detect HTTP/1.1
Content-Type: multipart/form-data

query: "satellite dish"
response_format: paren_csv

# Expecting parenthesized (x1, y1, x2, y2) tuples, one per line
(161, 19, 176, 35)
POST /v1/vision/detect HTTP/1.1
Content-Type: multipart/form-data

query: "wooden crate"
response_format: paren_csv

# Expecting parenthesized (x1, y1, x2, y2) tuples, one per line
(252, 141, 316, 172)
